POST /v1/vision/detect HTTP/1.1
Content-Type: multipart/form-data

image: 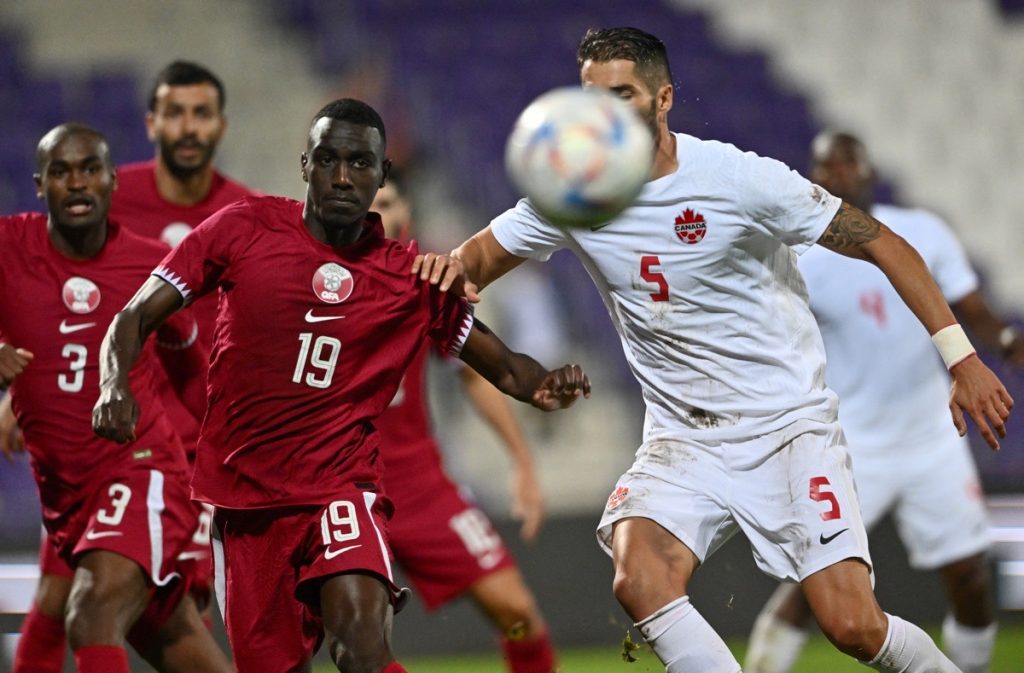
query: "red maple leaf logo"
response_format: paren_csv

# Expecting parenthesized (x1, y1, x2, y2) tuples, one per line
(674, 208, 707, 244)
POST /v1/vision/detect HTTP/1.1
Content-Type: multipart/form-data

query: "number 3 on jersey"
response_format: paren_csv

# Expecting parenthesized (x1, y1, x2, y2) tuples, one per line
(292, 332, 341, 389)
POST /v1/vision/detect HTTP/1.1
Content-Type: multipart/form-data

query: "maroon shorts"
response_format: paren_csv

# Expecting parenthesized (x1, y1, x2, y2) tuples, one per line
(44, 466, 200, 643)
(387, 466, 514, 610)
(39, 499, 212, 609)
(211, 488, 400, 672)
(38, 529, 74, 578)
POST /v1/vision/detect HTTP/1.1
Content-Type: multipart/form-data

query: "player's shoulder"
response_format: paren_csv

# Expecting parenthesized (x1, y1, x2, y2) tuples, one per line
(0, 212, 46, 247)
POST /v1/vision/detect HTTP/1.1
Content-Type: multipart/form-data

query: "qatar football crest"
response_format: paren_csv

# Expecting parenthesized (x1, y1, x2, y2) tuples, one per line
(674, 208, 707, 245)
(160, 222, 193, 248)
(62, 276, 101, 314)
(312, 262, 354, 304)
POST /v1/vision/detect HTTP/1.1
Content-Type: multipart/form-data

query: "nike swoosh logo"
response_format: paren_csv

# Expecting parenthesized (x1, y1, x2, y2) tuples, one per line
(304, 309, 345, 323)
(819, 528, 849, 545)
(85, 529, 123, 540)
(59, 320, 97, 334)
(176, 550, 210, 561)
(324, 543, 362, 560)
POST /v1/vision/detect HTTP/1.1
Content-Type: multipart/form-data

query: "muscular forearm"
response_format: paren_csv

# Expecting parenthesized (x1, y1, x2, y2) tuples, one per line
(819, 203, 957, 335)
(863, 229, 959, 335)
(451, 228, 526, 291)
(99, 308, 148, 390)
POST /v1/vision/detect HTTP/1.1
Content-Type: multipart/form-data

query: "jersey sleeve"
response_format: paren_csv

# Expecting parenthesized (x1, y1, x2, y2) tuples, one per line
(734, 151, 842, 254)
(918, 211, 979, 304)
(489, 198, 569, 262)
(152, 200, 254, 304)
(426, 286, 475, 357)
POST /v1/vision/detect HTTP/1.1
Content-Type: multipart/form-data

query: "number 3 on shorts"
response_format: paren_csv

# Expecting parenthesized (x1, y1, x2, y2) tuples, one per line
(96, 484, 132, 526)
(809, 476, 841, 521)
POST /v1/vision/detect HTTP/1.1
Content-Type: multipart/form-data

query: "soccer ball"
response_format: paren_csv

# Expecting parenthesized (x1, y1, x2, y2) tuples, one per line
(504, 86, 655, 228)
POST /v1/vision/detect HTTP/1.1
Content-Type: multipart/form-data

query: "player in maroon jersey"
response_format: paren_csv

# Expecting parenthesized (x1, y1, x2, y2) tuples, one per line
(372, 176, 558, 672)
(0, 123, 231, 673)
(3, 61, 252, 673)
(112, 60, 254, 452)
(93, 99, 590, 673)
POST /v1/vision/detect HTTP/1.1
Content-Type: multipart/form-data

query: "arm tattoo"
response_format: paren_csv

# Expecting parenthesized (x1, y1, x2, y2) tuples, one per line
(818, 202, 881, 252)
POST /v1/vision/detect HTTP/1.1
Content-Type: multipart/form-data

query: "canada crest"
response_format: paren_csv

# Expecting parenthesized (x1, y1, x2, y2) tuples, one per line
(62, 276, 101, 314)
(674, 208, 707, 245)
(312, 262, 354, 304)
(606, 485, 629, 510)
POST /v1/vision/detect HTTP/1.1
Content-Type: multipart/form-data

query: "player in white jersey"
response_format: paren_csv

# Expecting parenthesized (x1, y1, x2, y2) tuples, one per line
(745, 131, 1024, 673)
(415, 28, 1014, 673)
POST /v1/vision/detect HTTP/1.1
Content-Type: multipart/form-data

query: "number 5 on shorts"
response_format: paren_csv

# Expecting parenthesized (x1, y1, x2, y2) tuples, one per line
(809, 476, 841, 521)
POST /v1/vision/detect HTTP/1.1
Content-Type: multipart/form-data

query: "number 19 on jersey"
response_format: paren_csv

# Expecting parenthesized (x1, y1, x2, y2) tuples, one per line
(292, 332, 341, 389)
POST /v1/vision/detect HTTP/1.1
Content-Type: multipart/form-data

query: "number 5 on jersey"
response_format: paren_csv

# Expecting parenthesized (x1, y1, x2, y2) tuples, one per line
(640, 255, 670, 302)
(292, 332, 341, 389)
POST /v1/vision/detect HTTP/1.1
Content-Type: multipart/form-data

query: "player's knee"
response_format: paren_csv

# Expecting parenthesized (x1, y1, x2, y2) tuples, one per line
(35, 574, 72, 618)
(819, 610, 887, 658)
(491, 596, 543, 639)
(611, 564, 669, 619)
(948, 555, 992, 597)
(325, 617, 392, 673)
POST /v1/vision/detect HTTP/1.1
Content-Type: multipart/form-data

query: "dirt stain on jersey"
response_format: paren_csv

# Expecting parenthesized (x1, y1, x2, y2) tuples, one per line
(686, 406, 719, 428)
(641, 440, 696, 471)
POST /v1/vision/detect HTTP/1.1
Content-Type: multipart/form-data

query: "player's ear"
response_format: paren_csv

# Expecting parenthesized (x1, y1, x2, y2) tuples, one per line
(300, 153, 309, 182)
(657, 83, 673, 113)
(144, 111, 157, 143)
(380, 159, 392, 188)
(33, 173, 43, 199)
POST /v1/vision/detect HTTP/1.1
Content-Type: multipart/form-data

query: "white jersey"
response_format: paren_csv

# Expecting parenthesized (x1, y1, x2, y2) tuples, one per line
(799, 203, 978, 450)
(491, 133, 842, 443)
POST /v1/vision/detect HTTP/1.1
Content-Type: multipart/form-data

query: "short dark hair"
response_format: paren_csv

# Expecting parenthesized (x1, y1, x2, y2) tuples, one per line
(36, 123, 111, 171)
(577, 27, 673, 93)
(148, 60, 226, 112)
(309, 98, 387, 148)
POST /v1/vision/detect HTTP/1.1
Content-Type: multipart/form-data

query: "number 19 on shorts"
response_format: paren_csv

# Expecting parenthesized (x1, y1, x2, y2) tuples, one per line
(292, 332, 341, 389)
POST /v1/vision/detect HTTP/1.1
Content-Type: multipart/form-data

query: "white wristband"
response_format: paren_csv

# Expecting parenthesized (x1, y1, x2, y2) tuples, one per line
(931, 324, 976, 369)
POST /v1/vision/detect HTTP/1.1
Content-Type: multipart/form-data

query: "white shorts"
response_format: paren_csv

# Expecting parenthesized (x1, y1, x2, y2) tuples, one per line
(597, 420, 871, 583)
(852, 430, 990, 570)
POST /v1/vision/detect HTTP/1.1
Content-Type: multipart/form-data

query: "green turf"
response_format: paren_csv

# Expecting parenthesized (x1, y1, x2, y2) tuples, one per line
(313, 623, 1024, 672)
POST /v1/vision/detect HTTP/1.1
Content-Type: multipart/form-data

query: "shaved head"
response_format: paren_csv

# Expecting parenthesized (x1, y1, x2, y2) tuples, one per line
(810, 130, 875, 210)
(36, 123, 112, 172)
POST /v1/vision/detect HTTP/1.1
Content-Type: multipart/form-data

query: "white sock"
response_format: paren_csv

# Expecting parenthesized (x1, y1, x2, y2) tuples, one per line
(744, 610, 809, 673)
(864, 614, 960, 672)
(941, 614, 996, 673)
(635, 595, 740, 673)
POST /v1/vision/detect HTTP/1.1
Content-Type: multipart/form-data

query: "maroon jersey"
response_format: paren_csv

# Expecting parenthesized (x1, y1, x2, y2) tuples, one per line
(378, 342, 447, 473)
(152, 196, 474, 509)
(110, 160, 254, 248)
(0, 213, 191, 521)
(110, 160, 255, 448)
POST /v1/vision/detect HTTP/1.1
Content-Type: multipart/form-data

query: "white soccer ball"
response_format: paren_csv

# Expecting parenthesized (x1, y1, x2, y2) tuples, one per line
(505, 86, 655, 228)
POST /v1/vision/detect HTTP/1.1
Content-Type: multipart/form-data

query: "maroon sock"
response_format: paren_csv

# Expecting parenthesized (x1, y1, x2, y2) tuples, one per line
(74, 645, 130, 673)
(380, 663, 408, 673)
(13, 607, 66, 673)
(501, 631, 557, 673)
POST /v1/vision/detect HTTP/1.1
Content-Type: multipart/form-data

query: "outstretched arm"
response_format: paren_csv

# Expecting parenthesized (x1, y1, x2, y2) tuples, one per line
(460, 366, 545, 541)
(93, 276, 184, 443)
(817, 202, 1013, 449)
(412, 227, 528, 298)
(459, 319, 589, 411)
